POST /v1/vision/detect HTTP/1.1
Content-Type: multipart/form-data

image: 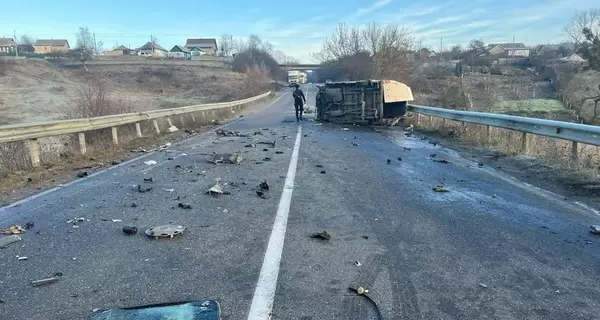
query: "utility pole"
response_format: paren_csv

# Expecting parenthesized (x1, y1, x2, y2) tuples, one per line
(13, 29, 18, 58)
(93, 33, 97, 55)
(439, 37, 443, 62)
(512, 35, 515, 43)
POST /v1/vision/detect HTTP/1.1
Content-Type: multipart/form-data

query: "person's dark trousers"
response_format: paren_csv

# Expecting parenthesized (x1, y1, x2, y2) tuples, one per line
(294, 103, 304, 122)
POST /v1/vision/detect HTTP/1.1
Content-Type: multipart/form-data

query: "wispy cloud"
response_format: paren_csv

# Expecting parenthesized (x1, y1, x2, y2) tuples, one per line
(349, 0, 393, 19)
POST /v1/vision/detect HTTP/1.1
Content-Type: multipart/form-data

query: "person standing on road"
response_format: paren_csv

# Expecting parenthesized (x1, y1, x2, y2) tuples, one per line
(292, 84, 306, 122)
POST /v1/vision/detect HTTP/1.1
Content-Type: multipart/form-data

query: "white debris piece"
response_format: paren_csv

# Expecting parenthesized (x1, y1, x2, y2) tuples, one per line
(144, 160, 158, 165)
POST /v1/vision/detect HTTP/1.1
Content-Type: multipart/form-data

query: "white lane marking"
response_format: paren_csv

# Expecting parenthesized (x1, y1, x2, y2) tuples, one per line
(0, 93, 287, 214)
(247, 124, 303, 320)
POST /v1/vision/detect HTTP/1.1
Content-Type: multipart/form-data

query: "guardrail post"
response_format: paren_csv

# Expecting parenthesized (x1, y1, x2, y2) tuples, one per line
(211, 110, 216, 118)
(179, 115, 185, 127)
(485, 126, 491, 143)
(191, 114, 196, 122)
(166, 117, 174, 127)
(520, 132, 529, 154)
(135, 122, 142, 138)
(442, 118, 446, 127)
(415, 113, 420, 125)
(78, 133, 87, 154)
(29, 139, 41, 168)
(571, 141, 578, 161)
(111, 127, 119, 145)
(152, 120, 160, 134)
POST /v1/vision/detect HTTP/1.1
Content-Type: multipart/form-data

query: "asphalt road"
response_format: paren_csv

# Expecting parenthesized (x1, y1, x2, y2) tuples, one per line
(1, 85, 599, 320)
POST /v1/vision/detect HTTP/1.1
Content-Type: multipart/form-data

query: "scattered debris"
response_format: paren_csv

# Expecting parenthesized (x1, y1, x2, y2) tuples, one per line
(310, 231, 331, 241)
(24, 222, 34, 230)
(590, 225, 600, 234)
(341, 128, 350, 131)
(0, 235, 22, 248)
(397, 157, 402, 161)
(256, 181, 271, 199)
(275, 151, 284, 154)
(430, 153, 437, 158)
(433, 184, 449, 192)
(216, 129, 248, 137)
(403, 147, 411, 151)
(355, 260, 362, 266)
(122, 225, 138, 235)
(478, 283, 488, 288)
(244, 144, 256, 148)
(320, 170, 326, 174)
(433, 159, 450, 164)
(477, 162, 484, 167)
(351, 142, 359, 147)
(144, 160, 157, 166)
(263, 157, 272, 161)
(207, 178, 227, 196)
(229, 151, 243, 164)
(131, 202, 138, 208)
(316, 165, 323, 168)
(178, 203, 192, 209)
(163, 188, 174, 192)
(77, 172, 89, 178)
(145, 224, 186, 239)
(167, 125, 179, 133)
(167, 157, 174, 160)
(111, 219, 123, 223)
(17, 256, 28, 261)
(143, 177, 154, 183)
(32, 276, 61, 287)
(386, 159, 391, 164)
(1, 225, 25, 235)
(258, 141, 276, 147)
(362, 236, 369, 239)
(138, 185, 153, 193)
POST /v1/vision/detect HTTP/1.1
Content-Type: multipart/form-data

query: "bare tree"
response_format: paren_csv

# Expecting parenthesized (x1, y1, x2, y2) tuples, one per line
(64, 74, 131, 119)
(75, 26, 95, 70)
(577, 84, 600, 123)
(314, 22, 420, 83)
(450, 45, 462, 60)
(19, 35, 35, 45)
(220, 34, 234, 56)
(565, 9, 600, 46)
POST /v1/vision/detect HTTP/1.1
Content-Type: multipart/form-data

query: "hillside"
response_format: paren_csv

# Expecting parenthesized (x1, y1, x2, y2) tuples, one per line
(0, 59, 252, 124)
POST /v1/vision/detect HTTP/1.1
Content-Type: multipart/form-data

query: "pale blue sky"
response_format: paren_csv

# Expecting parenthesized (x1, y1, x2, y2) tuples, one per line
(1, 0, 597, 62)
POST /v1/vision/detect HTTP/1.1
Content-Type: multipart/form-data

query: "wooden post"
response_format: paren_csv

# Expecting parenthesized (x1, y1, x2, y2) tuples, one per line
(571, 141, 578, 161)
(78, 132, 87, 154)
(135, 122, 142, 138)
(520, 132, 529, 154)
(415, 113, 421, 126)
(152, 119, 160, 134)
(485, 125, 491, 143)
(29, 139, 40, 168)
(111, 127, 119, 145)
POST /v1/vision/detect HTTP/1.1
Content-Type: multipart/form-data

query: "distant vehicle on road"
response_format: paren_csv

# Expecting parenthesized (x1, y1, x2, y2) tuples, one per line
(315, 79, 414, 125)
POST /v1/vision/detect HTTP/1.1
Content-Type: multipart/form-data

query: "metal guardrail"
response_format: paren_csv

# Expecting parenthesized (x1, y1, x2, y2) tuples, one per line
(407, 104, 600, 156)
(0, 91, 272, 167)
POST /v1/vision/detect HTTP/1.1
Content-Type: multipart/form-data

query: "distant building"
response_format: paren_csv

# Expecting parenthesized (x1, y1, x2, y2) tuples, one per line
(487, 43, 530, 58)
(168, 45, 191, 59)
(0, 38, 17, 54)
(138, 41, 167, 57)
(33, 39, 70, 53)
(418, 48, 436, 59)
(184, 38, 218, 56)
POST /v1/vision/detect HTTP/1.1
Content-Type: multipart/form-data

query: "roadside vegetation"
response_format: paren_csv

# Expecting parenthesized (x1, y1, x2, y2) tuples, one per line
(311, 13, 600, 195)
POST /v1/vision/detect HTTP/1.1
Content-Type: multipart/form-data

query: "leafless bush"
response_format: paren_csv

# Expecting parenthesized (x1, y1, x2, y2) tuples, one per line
(63, 75, 132, 119)
(244, 62, 271, 96)
(0, 59, 14, 76)
(0, 142, 31, 173)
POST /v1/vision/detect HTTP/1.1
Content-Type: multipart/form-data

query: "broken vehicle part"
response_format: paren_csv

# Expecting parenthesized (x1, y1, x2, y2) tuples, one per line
(143, 160, 157, 165)
(32, 276, 61, 287)
(433, 184, 449, 192)
(122, 225, 138, 235)
(207, 178, 230, 196)
(590, 225, 600, 234)
(0, 235, 22, 248)
(145, 225, 186, 239)
(258, 141, 276, 147)
(229, 151, 243, 164)
(178, 203, 192, 209)
(315, 79, 413, 125)
(90, 300, 221, 320)
(138, 185, 152, 193)
(310, 230, 331, 241)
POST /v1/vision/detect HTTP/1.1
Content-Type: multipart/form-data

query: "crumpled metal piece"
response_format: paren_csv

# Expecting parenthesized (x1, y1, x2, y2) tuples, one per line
(229, 151, 243, 164)
(590, 225, 600, 234)
(207, 178, 224, 196)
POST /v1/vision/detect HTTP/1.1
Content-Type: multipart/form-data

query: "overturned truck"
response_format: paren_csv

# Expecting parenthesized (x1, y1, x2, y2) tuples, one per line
(315, 80, 414, 125)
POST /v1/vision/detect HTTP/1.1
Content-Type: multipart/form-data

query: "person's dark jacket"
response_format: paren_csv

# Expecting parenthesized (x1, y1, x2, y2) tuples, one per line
(293, 88, 306, 105)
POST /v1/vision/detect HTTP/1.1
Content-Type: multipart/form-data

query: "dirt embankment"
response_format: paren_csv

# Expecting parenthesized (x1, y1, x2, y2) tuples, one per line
(0, 59, 252, 125)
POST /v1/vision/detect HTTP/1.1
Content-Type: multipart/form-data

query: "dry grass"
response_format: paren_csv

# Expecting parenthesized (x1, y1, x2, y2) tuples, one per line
(411, 114, 600, 174)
